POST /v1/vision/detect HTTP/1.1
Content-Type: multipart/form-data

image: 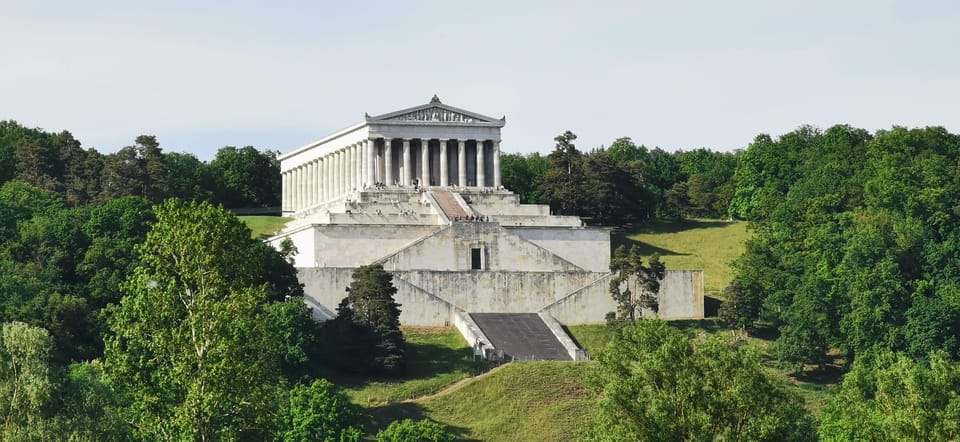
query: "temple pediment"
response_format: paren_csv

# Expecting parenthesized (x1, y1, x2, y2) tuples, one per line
(383, 106, 487, 123)
(367, 95, 505, 127)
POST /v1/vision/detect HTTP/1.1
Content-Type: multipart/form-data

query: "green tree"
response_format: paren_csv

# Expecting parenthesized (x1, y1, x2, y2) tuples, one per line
(539, 131, 586, 216)
(98, 147, 144, 203)
(0, 322, 58, 440)
(275, 379, 364, 442)
(327, 264, 405, 375)
(209, 146, 281, 208)
(590, 320, 815, 441)
(161, 151, 213, 202)
(608, 246, 665, 323)
(820, 351, 960, 441)
(376, 418, 454, 442)
(103, 199, 286, 440)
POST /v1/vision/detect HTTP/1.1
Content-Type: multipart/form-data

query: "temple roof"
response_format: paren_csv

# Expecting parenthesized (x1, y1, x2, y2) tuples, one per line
(366, 96, 505, 127)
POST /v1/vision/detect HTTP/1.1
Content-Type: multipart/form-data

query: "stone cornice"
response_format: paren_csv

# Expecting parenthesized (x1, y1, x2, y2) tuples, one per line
(366, 100, 506, 128)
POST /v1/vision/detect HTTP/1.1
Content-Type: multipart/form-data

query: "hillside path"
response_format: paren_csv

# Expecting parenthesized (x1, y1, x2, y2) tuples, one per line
(402, 363, 513, 403)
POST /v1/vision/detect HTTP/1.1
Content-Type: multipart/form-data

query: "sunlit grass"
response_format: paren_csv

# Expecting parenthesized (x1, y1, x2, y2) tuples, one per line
(370, 362, 598, 442)
(615, 218, 751, 297)
(238, 215, 290, 238)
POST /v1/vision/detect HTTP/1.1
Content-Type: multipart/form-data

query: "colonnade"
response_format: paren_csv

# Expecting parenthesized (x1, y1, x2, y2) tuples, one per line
(282, 137, 501, 213)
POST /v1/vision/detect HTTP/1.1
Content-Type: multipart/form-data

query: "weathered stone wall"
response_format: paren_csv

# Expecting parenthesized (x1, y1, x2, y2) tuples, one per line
(306, 224, 440, 268)
(379, 223, 585, 272)
(298, 267, 703, 325)
(509, 227, 610, 272)
(657, 270, 705, 319)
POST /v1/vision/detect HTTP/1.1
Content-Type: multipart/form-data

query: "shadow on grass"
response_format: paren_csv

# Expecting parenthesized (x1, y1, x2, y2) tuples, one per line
(632, 218, 737, 234)
(611, 218, 738, 254)
(793, 364, 844, 386)
(368, 402, 480, 441)
(670, 318, 727, 336)
(324, 341, 475, 389)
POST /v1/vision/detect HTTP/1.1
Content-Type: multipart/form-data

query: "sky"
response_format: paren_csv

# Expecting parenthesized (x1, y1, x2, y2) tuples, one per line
(2, 0, 958, 160)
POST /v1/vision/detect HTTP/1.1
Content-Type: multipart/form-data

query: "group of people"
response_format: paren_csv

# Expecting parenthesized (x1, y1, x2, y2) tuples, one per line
(454, 215, 489, 222)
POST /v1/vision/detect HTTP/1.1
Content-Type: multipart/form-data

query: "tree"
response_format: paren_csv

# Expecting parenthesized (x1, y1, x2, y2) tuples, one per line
(539, 131, 586, 216)
(327, 264, 405, 374)
(608, 246, 664, 323)
(581, 152, 649, 224)
(103, 199, 286, 440)
(134, 135, 166, 202)
(162, 151, 213, 202)
(0, 322, 58, 439)
(820, 351, 960, 441)
(275, 379, 364, 442)
(377, 419, 453, 442)
(99, 147, 144, 202)
(209, 146, 281, 208)
(589, 320, 815, 441)
(718, 281, 759, 333)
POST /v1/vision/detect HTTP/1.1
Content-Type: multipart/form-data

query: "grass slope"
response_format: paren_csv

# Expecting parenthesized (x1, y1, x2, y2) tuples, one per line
(238, 215, 290, 239)
(370, 362, 598, 442)
(333, 327, 477, 407)
(615, 219, 750, 297)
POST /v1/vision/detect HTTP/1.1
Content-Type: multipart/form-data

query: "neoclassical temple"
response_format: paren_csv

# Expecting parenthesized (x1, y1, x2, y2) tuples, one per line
(280, 95, 505, 215)
(270, 97, 703, 360)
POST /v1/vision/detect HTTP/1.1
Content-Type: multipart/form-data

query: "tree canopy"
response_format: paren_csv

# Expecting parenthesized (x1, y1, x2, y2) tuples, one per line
(590, 320, 815, 441)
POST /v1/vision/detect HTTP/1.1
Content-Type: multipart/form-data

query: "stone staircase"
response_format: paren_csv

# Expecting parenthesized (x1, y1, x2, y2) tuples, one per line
(469, 313, 572, 361)
(431, 190, 470, 220)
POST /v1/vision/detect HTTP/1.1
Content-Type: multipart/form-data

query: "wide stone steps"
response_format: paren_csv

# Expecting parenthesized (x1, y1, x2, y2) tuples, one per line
(431, 190, 470, 220)
(469, 313, 571, 361)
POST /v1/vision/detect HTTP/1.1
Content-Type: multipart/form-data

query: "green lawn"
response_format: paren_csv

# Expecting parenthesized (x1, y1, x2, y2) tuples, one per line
(331, 327, 477, 407)
(615, 219, 750, 297)
(238, 216, 290, 239)
(370, 362, 598, 442)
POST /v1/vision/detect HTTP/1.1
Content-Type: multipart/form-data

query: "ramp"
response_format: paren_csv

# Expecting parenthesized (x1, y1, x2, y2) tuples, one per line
(469, 313, 572, 361)
(431, 190, 470, 220)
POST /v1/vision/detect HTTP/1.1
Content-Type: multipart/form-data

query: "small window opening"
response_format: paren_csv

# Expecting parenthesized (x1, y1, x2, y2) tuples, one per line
(471, 247, 483, 270)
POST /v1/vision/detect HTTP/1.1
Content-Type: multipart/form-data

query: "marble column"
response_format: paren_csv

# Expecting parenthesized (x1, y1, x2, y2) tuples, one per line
(384, 139, 394, 186)
(281, 171, 288, 212)
(326, 154, 333, 201)
(293, 167, 300, 211)
(316, 159, 322, 202)
(333, 150, 340, 199)
(439, 139, 448, 186)
(458, 140, 467, 187)
(318, 157, 325, 203)
(493, 140, 502, 188)
(342, 147, 349, 195)
(354, 143, 362, 190)
(477, 140, 486, 187)
(281, 170, 290, 211)
(348, 144, 356, 192)
(420, 139, 430, 186)
(402, 139, 411, 186)
(366, 139, 375, 188)
(306, 161, 313, 207)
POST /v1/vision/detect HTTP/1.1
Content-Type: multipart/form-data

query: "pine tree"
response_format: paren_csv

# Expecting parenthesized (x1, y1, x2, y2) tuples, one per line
(329, 264, 405, 374)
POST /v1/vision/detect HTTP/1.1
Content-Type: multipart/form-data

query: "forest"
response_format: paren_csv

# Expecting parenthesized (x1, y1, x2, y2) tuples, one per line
(2, 119, 960, 440)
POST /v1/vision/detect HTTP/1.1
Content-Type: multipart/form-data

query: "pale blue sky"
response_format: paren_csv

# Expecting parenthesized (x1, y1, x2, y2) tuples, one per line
(2, 0, 958, 160)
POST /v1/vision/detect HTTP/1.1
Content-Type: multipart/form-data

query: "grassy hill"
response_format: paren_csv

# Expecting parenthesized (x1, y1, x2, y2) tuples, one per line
(363, 322, 835, 441)
(370, 362, 598, 442)
(238, 215, 290, 238)
(615, 219, 750, 297)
